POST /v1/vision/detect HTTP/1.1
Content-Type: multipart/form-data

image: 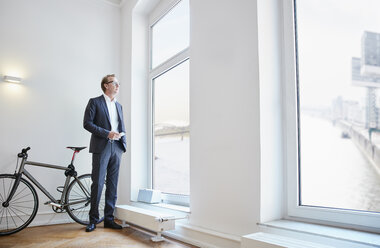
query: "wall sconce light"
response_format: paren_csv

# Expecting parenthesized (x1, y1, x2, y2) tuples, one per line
(3, 75, 22, 83)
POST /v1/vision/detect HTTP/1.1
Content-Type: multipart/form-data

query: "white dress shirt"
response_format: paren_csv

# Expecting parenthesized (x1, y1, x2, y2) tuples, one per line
(103, 94, 119, 132)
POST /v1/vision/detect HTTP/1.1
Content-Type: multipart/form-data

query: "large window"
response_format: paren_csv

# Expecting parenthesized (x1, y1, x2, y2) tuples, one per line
(149, 0, 190, 205)
(151, 0, 189, 69)
(286, 0, 380, 230)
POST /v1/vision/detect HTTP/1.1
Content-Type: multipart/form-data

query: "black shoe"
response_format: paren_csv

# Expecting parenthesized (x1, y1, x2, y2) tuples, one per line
(86, 223, 96, 232)
(104, 221, 122, 229)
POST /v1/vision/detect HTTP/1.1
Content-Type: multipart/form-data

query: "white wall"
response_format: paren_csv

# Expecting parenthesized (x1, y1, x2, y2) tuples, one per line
(257, 0, 285, 223)
(118, 0, 135, 205)
(189, 0, 261, 236)
(0, 0, 120, 225)
(119, 1, 267, 247)
(118, 0, 161, 204)
(0, 0, 286, 246)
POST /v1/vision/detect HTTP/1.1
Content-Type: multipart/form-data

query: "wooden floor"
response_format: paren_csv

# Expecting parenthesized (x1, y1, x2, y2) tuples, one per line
(0, 222, 199, 248)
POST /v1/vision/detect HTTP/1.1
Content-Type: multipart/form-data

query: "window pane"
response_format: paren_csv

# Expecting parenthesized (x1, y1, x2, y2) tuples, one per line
(151, 0, 189, 68)
(153, 60, 189, 195)
(296, 0, 380, 213)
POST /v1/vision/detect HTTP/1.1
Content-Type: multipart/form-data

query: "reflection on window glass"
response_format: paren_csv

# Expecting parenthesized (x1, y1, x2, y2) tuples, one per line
(153, 60, 189, 195)
(296, 0, 380, 213)
(151, 0, 189, 68)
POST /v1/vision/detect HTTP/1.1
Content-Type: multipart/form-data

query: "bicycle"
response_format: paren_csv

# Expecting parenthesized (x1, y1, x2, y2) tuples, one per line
(0, 146, 105, 236)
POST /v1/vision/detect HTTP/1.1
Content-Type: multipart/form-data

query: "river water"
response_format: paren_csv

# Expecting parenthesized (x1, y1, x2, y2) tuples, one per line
(300, 115, 380, 213)
(153, 136, 190, 195)
(153, 115, 380, 213)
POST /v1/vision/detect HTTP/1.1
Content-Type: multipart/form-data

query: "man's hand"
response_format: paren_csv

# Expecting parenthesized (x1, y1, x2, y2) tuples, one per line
(108, 131, 121, 140)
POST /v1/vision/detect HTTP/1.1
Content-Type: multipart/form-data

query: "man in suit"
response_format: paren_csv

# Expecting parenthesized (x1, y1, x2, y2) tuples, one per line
(83, 74, 127, 232)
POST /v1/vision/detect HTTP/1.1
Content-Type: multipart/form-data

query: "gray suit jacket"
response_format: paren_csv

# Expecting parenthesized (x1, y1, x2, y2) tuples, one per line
(83, 95, 127, 153)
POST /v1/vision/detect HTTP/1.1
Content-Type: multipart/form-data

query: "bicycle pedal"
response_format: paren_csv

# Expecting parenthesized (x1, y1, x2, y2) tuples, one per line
(49, 202, 63, 208)
(44, 201, 52, 205)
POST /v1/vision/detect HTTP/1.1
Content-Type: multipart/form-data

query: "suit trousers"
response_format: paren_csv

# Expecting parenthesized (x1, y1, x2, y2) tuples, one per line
(89, 140, 123, 224)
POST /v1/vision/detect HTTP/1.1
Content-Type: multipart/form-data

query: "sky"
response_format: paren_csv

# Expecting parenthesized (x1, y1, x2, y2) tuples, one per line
(154, 60, 189, 126)
(150, 0, 380, 123)
(152, 0, 189, 68)
(297, 0, 380, 108)
(151, 0, 190, 126)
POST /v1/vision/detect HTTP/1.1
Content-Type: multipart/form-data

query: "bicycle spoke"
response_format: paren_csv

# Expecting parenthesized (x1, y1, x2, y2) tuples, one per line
(75, 179, 91, 196)
(4, 208, 15, 229)
(68, 199, 87, 205)
(70, 197, 86, 204)
(9, 206, 29, 219)
(10, 205, 34, 210)
(66, 175, 105, 225)
(80, 209, 87, 220)
(84, 178, 90, 190)
(0, 181, 4, 202)
(5, 208, 10, 231)
(8, 206, 26, 224)
(72, 208, 85, 221)
(0, 175, 38, 235)
(70, 192, 82, 197)
(6, 179, 13, 199)
(81, 207, 89, 219)
(11, 192, 32, 203)
(9, 210, 17, 229)
(72, 188, 85, 198)
(0, 208, 5, 225)
(2, 178, 7, 200)
(70, 192, 84, 199)
(68, 197, 86, 200)
(73, 192, 86, 198)
(11, 186, 29, 200)
(71, 183, 85, 194)
(11, 200, 34, 204)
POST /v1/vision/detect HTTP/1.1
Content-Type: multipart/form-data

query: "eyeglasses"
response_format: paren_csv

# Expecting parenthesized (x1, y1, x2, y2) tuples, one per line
(107, 81, 120, 86)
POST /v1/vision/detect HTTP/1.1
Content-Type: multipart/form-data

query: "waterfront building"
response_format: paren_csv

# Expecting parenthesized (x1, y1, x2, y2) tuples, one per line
(361, 31, 380, 75)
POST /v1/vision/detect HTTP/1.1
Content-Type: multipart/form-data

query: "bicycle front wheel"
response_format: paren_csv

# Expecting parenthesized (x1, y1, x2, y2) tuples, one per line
(0, 174, 39, 236)
(65, 174, 105, 225)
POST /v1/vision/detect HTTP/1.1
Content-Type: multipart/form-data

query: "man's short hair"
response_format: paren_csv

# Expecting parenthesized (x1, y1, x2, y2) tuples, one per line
(101, 74, 115, 92)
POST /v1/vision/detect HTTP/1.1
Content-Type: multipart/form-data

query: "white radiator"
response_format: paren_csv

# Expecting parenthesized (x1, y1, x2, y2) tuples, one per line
(115, 205, 176, 242)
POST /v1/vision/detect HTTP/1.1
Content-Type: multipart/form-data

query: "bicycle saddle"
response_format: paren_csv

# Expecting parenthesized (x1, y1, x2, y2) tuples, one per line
(66, 146, 87, 152)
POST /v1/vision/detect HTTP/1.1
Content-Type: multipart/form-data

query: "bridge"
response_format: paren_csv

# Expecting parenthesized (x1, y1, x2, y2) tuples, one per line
(338, 120, 380, 175)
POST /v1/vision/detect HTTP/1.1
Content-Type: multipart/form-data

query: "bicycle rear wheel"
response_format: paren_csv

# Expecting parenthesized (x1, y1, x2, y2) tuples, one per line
(65, 174, 105, 225)
(0, 174, 39, 236)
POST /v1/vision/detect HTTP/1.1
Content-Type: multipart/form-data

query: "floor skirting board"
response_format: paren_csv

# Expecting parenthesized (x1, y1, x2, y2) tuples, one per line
(21, 213, 243, 248)
(165, 223, 241, 248)
(25, 211, 76, 228)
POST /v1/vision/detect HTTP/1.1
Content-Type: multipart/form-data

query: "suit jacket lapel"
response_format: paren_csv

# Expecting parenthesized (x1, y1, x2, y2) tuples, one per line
(100, 95, 111, 126)
(116, 102, 123, 126)
(115, 102, 125, 145)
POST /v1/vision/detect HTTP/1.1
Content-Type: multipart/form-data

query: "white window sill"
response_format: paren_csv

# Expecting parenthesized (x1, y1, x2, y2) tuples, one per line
(154, 202, 190, 212)
(258, 220, 380, 248)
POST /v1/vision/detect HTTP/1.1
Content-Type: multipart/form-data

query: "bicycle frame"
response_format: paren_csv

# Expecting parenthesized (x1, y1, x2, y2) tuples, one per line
(5, 153, 90, 208)
(0, 147, 99, 235)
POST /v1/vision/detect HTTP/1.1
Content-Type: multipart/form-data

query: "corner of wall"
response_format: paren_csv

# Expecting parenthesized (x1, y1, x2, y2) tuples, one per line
(257, 0, 286, 223)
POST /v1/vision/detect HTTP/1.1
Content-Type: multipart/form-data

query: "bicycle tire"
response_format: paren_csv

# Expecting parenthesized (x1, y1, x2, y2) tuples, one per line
(0, 174, 39, 236)
(65, 174, 105, 225)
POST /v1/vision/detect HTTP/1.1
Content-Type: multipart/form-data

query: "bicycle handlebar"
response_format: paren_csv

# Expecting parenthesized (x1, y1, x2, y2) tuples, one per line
(22, 147, 31, 153)
(18, 147, 31, 158)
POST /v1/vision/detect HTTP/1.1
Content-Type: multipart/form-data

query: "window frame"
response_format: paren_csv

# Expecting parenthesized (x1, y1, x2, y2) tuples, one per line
(149, 0, 190, 71)
(148, 0, 190, 206)
(283, 0, 380, 232)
